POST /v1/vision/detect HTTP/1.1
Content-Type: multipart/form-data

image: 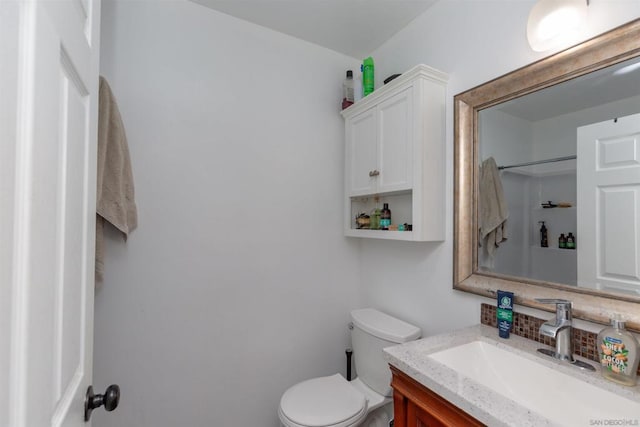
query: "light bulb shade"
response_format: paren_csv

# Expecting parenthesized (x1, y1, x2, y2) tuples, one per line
(527, 0, 588, 52)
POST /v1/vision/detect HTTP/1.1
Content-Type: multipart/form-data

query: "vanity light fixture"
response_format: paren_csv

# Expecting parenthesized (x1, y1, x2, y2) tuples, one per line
(612, 60, 640, 76)
(527, 0, 589, 52)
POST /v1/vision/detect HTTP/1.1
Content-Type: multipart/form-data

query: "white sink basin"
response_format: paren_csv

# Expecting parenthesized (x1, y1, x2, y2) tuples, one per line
(429, 340, 640, 426)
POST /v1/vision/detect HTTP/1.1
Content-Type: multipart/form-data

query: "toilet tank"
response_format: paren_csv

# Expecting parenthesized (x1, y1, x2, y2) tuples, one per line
(350, 308, 421, 397)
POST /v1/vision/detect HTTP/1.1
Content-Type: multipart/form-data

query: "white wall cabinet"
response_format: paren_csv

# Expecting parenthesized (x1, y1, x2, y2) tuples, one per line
(342, 64, 448, 241)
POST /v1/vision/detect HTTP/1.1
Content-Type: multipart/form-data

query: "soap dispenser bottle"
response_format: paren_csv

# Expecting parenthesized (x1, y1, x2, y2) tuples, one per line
(597, 315, 640, 386)
(380, 203, 391, 230)
(539, 221, 548, 247)
(558, 233, 567, 249)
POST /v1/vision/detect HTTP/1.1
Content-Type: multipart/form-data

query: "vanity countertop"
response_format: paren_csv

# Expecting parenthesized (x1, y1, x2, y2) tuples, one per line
(383, 324, 640, 427)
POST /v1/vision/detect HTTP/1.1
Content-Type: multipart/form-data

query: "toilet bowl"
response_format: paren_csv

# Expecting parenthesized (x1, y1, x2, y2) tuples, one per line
(278, 374, 368, 427)
(278, 309, 421, 427)
(278, 374, 391, 427)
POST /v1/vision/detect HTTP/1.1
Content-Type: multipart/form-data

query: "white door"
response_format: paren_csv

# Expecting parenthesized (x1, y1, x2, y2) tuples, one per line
(577, 113, 640, 295)
(2, 0, 102, 426)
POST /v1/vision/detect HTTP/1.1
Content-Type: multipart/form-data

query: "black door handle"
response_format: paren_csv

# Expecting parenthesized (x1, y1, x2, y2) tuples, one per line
(85, 384, 120, 421)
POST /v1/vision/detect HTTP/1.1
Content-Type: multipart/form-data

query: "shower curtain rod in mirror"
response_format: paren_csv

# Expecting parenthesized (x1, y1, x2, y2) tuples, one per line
(498, 155, 577, 170)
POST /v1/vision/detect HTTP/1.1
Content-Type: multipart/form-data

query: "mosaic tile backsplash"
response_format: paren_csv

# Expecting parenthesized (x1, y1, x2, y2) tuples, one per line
(480, 303, 640, 375)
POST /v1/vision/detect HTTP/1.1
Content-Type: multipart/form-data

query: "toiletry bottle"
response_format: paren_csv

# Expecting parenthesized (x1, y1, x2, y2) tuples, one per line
(342, 70, 354, 110)
(597, 315, 640, 386)
(369, 196, 381, 230)
(539, 221, 548, 247)
(497, 290, 514, 339)
(558, 233, 566, 249)
(566, 232, 575, 249)
(362, 57, 374, 97)
(353, 72, 363, 102)
(370, 208, 380, 230)
(380, 203, 391, 230)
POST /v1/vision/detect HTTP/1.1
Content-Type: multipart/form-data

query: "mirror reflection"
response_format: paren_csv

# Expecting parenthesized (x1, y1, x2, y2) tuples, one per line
(478, 56, 640, 296)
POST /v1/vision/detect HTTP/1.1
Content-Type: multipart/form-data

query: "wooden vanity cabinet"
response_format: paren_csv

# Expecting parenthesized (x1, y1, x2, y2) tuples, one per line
(390, 365, 485, 427)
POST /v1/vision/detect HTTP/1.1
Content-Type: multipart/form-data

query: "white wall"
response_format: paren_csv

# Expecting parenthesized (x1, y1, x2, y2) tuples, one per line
(490, 172, 530, 277)
(532, 94, 640, 161)
(478, 110, 533, 275)
(480, 109, 533, 168)
(362, 1, 640, 337)
(94, 2, 361, 426)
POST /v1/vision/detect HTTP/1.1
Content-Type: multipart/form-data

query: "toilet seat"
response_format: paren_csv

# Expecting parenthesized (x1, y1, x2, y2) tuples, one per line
(279, 374, 368, 427)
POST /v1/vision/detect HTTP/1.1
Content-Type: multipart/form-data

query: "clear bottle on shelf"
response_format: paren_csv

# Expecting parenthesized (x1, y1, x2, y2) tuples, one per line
(342, 70, 354, 110)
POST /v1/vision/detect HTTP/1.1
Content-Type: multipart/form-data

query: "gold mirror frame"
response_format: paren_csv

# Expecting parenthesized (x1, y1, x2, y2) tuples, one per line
(454, 19, 640, 331)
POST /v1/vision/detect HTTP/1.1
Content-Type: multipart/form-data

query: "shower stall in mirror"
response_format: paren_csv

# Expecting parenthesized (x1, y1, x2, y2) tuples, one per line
(477, 56, 640, 289)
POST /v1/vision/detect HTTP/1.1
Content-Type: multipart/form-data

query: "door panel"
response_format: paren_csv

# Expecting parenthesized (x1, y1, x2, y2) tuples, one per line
(378, 88, 413, 192)
(347, 107, 377, 196)
(600, 187, 639, 281)
(54, 59, 90, 417)
(0, 3, 21, 426)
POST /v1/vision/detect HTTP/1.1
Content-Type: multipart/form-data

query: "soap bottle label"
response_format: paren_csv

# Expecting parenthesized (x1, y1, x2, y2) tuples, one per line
(600, 336, 630, 374)
(497, 307, 513, 322)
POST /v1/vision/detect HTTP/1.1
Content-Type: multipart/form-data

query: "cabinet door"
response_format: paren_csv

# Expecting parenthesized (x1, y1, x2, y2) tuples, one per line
(408, 400, 450, 427)
(391, 366, 485, 427)
(346, 106, 377, 196)
(377, 88, 413, 193)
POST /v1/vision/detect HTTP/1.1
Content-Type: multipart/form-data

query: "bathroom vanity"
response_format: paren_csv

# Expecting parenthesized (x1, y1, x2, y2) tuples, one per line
(385, 324, 640, 427)
(390, 365, 483, 426)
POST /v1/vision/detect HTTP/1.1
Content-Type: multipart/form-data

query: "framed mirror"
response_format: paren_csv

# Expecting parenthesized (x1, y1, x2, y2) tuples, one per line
(454, 19, 640, 330)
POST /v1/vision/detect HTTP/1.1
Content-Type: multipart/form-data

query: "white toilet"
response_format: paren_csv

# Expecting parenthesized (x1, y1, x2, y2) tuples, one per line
(278, 308, 421, 427)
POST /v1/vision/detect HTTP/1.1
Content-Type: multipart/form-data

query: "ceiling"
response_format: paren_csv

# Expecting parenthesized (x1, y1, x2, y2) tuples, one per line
(189, 0, 438, 59)
(189, 0, 640, 120)
(494, 56, 640, 122)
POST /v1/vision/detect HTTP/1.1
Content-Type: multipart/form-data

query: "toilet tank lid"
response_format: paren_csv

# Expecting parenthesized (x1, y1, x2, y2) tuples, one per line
(350, 308, 421, 343)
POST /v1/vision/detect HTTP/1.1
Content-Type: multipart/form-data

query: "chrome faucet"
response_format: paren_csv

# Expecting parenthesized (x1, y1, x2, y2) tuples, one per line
(536, 299, 573, 360)
(535, 298, 595, 371)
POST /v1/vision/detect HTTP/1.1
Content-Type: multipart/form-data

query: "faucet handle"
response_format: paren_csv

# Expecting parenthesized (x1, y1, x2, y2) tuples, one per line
(535, 298, 571, 307)
(535, 299, 572, 321)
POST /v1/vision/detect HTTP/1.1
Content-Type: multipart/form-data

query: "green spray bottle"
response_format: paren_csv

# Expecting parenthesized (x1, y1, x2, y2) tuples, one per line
(362, 57, 374, 97)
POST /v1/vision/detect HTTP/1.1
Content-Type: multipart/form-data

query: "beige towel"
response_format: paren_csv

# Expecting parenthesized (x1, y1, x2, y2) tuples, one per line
(479, 157, 508, 266)
(96, 76, 137, 282)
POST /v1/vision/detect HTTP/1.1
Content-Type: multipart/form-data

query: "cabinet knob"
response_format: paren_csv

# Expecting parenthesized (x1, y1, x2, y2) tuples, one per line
(369, 170, 380, 177)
